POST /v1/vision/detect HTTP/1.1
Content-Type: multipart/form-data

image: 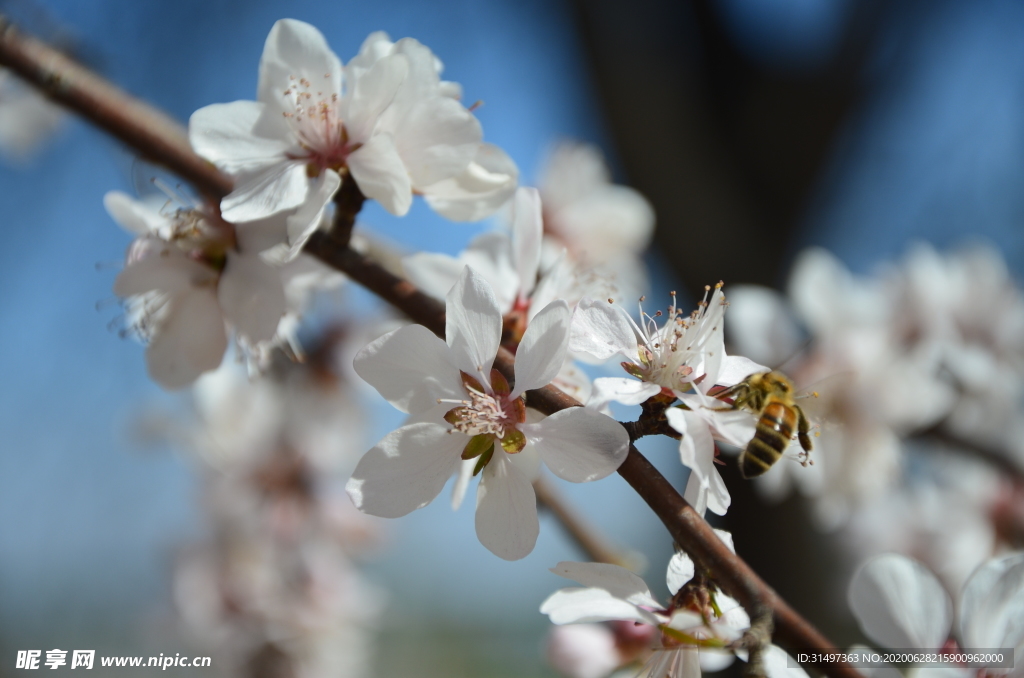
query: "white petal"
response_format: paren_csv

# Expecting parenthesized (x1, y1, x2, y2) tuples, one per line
(716, 355, 769, 388)
(445, 267, 502, 383)
(450, 458, 475, 510)
(540, 587, 660, 626)
(346, 53, 408, 142)
(666, 552, 695, 595)
(233, 212, 290, 254)
(347, 133, 413, 216)
(217, 252, 287, 343)
(587, 377, 661, 411)
(402, 252, 466, 299)
(959, 552, 1024, 652)
(666, 408, 731, 516)
(345, 422, 464, 518)
(550, 561, 661, 608)
(221, 160, 310, 222)
(391, 95, 482, 188)
(848, 554, 953, 650)
(683, 470, 709, 516)
(569, 298, 638, 362)
(284, 169, 342, 255)
(521, 407, 629, 483)
(666, 531, 735, 595)
(423, 143, 519, 222)
(257, 20, 343, 106)
(114, 248, 213, 297)
(146, 289, 228, 390)
(403, 231, 519, 311)
(511, 187, 543, 298)
(189, 101, 292, 174)
(103, 192, 168, 236)
(512, 300, 571, 397)
(353, 324, 462, 414)
(700, 651, 737, 673)
(762, 645, 810, 678)
(475, 452, 539, 560)
(546, 624, 622, 678)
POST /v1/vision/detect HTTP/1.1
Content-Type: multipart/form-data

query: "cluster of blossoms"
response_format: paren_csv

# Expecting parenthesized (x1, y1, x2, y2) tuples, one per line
(189, 19, 516, 250)
(110, 19, 515, 389)
(728, 244, 1024, 591)
(169, 333, 384, 678)
(847, 552, 1024, 678)
(61, 13, 1024, 678)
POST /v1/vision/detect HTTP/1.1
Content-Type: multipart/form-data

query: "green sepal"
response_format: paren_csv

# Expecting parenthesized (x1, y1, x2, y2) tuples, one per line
(659, 626, 727, 648)
(472, 446, 494, 476)
(622, 362, 646, 379)
(500, 428, 527, 454)
(462, 434, 494, 460)
(707, 590, 723, 618)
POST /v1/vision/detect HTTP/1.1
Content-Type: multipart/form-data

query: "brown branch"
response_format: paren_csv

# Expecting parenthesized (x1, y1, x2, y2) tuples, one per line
(0, 21, 858, 678)
(0, 17, 233, 199)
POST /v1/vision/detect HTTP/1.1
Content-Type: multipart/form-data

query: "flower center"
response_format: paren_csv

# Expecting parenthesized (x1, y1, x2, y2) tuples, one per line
(281, 75, 357, 173)
(626, 284, 725, 392)
(443, 374, 523, 438)
(441, 370, 528, 471)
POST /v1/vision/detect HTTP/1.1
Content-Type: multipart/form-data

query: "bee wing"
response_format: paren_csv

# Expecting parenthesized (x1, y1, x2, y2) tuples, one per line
(794, 371, 852, 432)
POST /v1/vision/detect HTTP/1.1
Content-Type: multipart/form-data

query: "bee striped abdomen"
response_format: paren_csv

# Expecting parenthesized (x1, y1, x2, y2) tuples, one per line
(740, 400, 795, 478)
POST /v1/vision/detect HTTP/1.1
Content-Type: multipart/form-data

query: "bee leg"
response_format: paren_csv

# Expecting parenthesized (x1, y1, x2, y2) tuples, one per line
(795, 405, 813, 467)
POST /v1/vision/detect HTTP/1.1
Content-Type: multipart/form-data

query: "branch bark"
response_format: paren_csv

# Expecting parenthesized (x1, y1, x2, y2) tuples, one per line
(0, 19, 858, 678)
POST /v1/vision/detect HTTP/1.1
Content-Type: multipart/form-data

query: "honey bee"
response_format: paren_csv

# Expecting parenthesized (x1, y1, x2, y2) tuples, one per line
(714, 371, 813, 478)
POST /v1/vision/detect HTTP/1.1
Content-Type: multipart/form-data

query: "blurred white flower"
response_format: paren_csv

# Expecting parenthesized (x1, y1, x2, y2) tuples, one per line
(346, 266, 629, 560)
(537, 141, 654, 302)
(547, 624, 623, 678)
(106, 191, 287, 389)
(0, 68, 63, 160)
(848, 552, 1024, 678)
(727, 248, 957, 526)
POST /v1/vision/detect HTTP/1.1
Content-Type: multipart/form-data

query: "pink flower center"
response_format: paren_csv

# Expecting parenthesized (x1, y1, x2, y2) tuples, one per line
(281, 75, 359, 173)
(446, 387, 521, 438)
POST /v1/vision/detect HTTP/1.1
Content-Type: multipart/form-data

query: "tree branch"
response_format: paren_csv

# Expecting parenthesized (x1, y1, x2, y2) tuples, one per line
(0, 20, 858, 678)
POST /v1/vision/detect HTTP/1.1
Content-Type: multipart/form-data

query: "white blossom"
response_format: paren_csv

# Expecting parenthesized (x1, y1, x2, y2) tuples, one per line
(0, 68, 63, 160)
(537, 141, 654, 303)
(106, 191, 287, 389)
(570, 286, 765, 515)
(190, 20, 513, 255)
(540, 538, 803, 678)
(346, 266, 629, 560)
(848, 552, 1024, 678)
(547, 624, 623, 678)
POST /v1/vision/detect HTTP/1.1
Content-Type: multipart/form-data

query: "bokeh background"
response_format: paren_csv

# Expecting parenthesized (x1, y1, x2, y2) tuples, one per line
(2, 0, 1024, 675)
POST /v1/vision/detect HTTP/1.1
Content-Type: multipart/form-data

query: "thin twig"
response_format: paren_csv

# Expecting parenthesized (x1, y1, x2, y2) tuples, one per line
(0, 21, 858, 678)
